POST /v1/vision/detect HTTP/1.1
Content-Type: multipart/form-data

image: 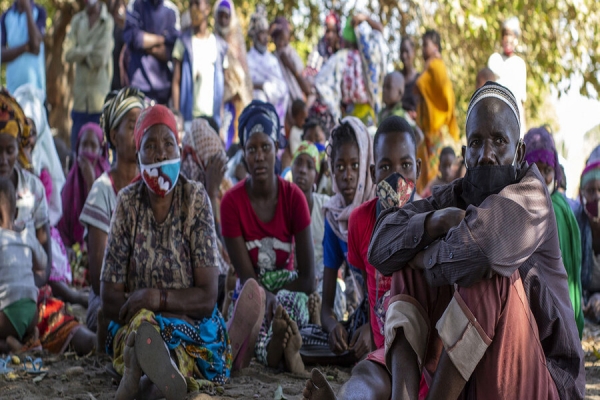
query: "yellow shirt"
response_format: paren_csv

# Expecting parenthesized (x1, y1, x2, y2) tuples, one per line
(63, 4, 114, 113)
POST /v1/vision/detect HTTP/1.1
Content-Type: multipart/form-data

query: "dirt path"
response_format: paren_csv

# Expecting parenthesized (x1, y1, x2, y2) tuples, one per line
(2, 322, 600, 400)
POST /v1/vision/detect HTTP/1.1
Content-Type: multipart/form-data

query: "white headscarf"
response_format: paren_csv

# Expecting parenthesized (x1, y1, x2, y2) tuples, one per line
(13, 84, 65, 225)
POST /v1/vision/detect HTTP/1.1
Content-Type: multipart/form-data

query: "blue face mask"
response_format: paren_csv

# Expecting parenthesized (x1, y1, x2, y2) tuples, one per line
(139, 157, 181, 197)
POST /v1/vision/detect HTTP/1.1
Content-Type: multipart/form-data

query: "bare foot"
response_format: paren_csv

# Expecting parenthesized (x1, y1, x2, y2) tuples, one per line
(302, 368, 337, 400)
(282, 317, 305, 374)
(308, 293, 322, 326)
(266, 304, 287, 368)
(115, 332, 142, 400)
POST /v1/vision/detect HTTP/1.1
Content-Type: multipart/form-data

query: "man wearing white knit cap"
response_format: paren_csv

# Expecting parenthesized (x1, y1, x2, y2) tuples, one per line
(362, 82, 584, 400)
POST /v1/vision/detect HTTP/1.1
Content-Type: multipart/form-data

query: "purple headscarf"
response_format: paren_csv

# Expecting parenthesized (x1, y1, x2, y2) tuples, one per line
(523, 126, 562, 187)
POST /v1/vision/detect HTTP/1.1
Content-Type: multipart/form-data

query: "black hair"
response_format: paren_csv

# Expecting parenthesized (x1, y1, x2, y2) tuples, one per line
(401, 36, 415, 48)
(373, 116, 417, 159)
(477, 67, 496, 83)
(423, 29, 441, 53)
(302, 117, 320, 137)
(328, 121, 358, 164)
(291, 99, 307, 119)
(0, 177, 16, 220)
(440, 146, 456, 159)
(199, 115, 220, 133)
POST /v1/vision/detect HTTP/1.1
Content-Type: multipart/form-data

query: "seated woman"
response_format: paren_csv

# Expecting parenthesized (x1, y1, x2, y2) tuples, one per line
(290, 141, 330, 325)
(58, 122, 110, 248)
(79, 88, 145, 334)
(573, 145, 600, 323)
(181, 118, 234, 310)
(0, 90, 95, 356)
(524, 127, 584, 338)
(221, 100, 315, 374)
(100, 105, 231, 400)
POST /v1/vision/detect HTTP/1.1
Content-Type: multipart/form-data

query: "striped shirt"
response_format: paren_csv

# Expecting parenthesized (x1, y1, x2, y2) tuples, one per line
(368, 164, 585, 399)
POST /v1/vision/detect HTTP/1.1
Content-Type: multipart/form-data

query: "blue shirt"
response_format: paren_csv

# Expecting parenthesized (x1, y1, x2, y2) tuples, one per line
(323, 218, 349, 270)
(123, 0, 179, 104)
(1, 2, 47, 94)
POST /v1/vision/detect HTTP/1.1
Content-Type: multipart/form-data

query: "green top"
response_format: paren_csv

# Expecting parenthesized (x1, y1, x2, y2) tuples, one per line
(552, 191, 584, 338)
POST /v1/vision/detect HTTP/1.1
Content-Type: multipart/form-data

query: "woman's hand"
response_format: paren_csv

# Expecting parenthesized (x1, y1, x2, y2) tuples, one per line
(328, 322, 349, 354)
(119, 288, 159, 323)
(205, 153, 227, 199)
(79, 154, 97, 190)
(349, 323, 372, 359)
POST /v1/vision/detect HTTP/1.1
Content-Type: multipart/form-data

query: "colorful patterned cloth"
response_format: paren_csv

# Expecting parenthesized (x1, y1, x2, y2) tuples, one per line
(37, 285, 81, 354)
(292, 141, 321, 173)
(107, 308, 232, 385)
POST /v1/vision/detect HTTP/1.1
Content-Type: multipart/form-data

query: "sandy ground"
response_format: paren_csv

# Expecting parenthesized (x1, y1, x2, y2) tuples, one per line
(2, 322, 600, 400)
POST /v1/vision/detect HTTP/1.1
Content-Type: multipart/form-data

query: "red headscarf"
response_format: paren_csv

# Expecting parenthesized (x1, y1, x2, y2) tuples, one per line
(134, 104, 179, 152)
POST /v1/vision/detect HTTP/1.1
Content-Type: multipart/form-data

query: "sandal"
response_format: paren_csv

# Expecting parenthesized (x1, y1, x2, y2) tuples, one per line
(0, 357, 14, 375)
(135, 322, 187, 400)
(23, 357, 47, 374)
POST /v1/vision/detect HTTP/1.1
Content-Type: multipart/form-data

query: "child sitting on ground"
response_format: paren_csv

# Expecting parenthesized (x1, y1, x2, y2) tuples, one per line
(378, 71, 423, 145)
(0, 178, 47, 354)
(422, 146, 456, 197)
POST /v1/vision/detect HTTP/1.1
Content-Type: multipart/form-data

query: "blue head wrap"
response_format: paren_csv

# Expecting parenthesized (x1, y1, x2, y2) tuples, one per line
(238, 100, 282, 147)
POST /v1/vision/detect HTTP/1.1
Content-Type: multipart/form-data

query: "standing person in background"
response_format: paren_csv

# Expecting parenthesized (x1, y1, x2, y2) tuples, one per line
(400, 37, 419, 120)
(304, 11, 341, 82)
(64, 0, 114, 153)
(476, 67, 496, 90)
(172, 0, 227, 131)
(524, 127, 584, 338)
(0, 0, 46, 95)
(213, 0, 253, 149)
(123, 0, 180, 105)
(247, 5, 288, 127)
(415, 29, 459, 193)
(108, 0, 126, 91)
(488, 16, 526, 131)
(270, 17, 311, 117)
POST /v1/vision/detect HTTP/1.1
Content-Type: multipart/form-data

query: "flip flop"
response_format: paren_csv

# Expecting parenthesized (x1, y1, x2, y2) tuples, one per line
(23, 357, 47, 375)
(227, 278, 266, 370)
(135, 322, 187, 400)
(0, 357, 14, 375)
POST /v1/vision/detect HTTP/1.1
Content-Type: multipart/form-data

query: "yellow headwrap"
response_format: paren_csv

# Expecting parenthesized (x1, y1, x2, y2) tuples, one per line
(0, 89, 31, 169)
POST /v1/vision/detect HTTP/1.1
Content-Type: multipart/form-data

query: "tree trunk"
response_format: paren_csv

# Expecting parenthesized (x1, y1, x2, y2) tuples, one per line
(45, 2, 79, 145)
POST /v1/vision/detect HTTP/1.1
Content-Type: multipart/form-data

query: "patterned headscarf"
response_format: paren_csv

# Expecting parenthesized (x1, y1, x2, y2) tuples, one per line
(323, 116, 375, 242)
(292, 141, 320, 173)
(238, 100, 281, 147)
(581, 145, 600, 189)
(524, 126, 562, 187)
(182, 118, 226, 183)
(100, 87, 146, 148)
(248, 5, 269, 40)
(134, 105, 179, 152)
(502, 16, 521, 37)
(466, 81, 520, 133)
(325, 11, 340, 32)
(0, 89, 30, 169)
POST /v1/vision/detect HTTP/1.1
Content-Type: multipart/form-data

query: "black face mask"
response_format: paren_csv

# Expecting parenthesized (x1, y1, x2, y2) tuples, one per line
(461, 143, 521, 207)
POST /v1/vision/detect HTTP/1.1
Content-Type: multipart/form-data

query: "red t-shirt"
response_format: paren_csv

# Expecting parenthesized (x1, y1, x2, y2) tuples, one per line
(348, 198, 392, 349)
(221, 176, 311, 273)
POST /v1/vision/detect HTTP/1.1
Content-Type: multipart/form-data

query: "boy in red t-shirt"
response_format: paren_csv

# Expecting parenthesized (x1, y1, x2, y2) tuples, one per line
(303, 116, 422, 399)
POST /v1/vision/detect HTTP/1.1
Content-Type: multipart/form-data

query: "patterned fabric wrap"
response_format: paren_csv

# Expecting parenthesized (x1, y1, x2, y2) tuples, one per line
(355, 20, 387, 120)
(248, 5, 269, 40)
(182, 118, 226, 185)
(259, 269, 298, 293)
(107, 308, 232, 385)
(37, 285, 81, 354)
(524, 126, 561, 188)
